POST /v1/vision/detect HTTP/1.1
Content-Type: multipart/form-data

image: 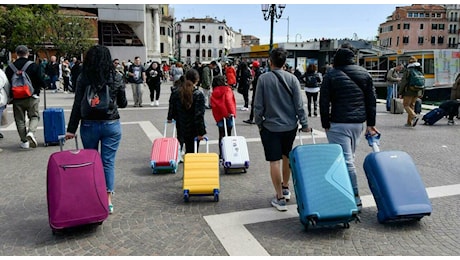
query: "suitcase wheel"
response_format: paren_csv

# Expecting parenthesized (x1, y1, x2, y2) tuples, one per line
(213, 189, 219, 202)
(183, 190, 190, 202)
(343, 222, 350, 229)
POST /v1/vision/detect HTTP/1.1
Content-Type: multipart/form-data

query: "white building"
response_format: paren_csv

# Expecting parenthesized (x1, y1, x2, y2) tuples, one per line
(175, 17, 242, 64)
(60, 4, 174, 64)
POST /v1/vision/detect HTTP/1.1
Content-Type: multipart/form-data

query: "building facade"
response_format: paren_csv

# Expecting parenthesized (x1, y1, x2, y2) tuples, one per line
(174, 17, 242, 64)
(378, 4, 460, 51)
(60, 4, 173, 64)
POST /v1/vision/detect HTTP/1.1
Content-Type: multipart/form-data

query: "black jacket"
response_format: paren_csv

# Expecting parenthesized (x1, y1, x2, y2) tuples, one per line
(145, 67, 163, 87)
(67, 71, 128, 134)
(319, 48, 376, 129)
(167, 87, 206, 144)
(5, 57, 46, 97)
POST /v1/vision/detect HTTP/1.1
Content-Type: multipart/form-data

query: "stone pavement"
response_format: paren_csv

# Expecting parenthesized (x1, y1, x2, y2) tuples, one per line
(0, 80, 459, 256)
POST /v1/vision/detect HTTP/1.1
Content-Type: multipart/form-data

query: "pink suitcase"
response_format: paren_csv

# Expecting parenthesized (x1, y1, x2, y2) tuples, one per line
(47, 135, 108, 234)
(150, 121, 180, 174)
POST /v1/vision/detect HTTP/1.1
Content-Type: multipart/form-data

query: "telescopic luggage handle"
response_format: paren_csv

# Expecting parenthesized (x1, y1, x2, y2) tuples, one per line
(58, 134, 79, 151)
(222, 115, 237, 137)
(194, 136, 209, 153)
(164, 120, 176, 137)
(365, 131, 381, 152)
(298, 128, 315, 145)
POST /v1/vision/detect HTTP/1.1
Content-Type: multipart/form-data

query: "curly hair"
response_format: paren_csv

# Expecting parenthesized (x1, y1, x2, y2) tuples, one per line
(82, 45, 114, 87)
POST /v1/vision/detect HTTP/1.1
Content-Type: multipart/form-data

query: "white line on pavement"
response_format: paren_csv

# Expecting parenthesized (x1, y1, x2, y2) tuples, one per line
(204, 184, 460, 256)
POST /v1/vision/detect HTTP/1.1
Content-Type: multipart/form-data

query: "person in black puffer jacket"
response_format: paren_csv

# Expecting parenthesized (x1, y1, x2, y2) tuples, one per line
(167, 68, 206, 154)
(319, 43, 378, 213)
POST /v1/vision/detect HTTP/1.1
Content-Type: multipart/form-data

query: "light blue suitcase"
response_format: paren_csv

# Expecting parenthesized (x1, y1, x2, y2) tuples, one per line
(363, 133, 432, 224)
(289, 131, 359, 230)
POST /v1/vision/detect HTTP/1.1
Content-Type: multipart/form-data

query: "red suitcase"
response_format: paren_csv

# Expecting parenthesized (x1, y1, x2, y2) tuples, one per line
(47, 135, 108, 234)
(150, 121, 180, 173)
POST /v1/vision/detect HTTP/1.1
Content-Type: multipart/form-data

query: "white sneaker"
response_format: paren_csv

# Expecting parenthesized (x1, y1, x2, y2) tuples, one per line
(20, 141, 30, 149)
(150, 101, 155, 107)
(155, 100, 160, 106)
(26, 132, 37, 148)
(240, 107, 249, 111)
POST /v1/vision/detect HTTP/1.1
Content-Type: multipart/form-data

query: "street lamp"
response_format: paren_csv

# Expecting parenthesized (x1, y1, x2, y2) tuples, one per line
(261, 4, 286, 55)
(279, 16, 289, 43)
(176, 23, 182, 62)
(295, 33, 302, 44)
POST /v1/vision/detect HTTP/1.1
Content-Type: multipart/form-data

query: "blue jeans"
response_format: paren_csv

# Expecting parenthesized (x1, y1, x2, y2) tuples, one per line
(386, 84, 395, 111)
(326, 122, 364, 196)
(80, 119, 122, 193)
(49, 75, 58, 90)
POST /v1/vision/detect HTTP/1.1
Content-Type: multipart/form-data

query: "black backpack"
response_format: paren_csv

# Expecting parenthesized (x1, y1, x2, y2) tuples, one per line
(80, 83, 113, 119)
(305, 73, 319, 88)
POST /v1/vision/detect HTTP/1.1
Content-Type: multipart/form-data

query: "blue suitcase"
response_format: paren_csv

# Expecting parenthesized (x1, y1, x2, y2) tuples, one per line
(363, 133, 432, 224)
(289, 131, 359, 230)
(43, 107, 66, 146)
(422, 107, 446, 125)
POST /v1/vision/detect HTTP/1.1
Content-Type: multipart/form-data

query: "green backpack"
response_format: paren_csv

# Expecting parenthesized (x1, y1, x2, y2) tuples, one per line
(408, 68, 425, 90)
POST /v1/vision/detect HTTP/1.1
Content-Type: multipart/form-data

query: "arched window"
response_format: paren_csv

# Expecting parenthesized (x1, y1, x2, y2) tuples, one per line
(202, 35, 206, 43)
(196, 49, 200, 58)
(208, 49, 212, 58)
(202, 49, 206, 58)
(208, 35, 212, 43)
(186, 34, 191, 43)
(219, 50, 223, 57)
(195, 35, 200, 43)
(186, 49, 191, 57)
(219, 36, 223, 44)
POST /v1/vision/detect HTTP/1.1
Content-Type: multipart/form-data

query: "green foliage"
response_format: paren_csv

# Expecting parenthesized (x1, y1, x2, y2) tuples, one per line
(0, 4, 95, 59)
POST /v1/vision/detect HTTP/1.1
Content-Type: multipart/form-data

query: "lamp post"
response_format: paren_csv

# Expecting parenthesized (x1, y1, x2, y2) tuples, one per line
(261, 4, 286, 55)
(176, 23, 182, 62)
(279, 16, 289, 43)
(295, 33, 302, 43)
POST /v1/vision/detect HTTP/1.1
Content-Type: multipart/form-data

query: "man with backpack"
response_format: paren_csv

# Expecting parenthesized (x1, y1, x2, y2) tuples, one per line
(399, 56, 425, 127)
(5, 45, 46, 149)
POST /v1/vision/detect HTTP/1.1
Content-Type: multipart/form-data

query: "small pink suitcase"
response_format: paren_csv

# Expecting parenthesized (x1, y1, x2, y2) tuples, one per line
(47, 135, 108, 234)
(150, 121, 180, 173)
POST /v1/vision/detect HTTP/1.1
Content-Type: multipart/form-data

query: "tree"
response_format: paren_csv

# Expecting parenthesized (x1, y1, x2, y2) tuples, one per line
(0, 4, 95, 59)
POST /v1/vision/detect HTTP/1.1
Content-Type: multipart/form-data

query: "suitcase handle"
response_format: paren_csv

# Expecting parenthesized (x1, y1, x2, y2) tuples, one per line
(298, 128, 315, 145)
(164, 120, 176, 138)
(222, 115, 237, 137)
(193, 136, 209, 153)
(58, 134, 79, 151)
(365, 131, 381, 152)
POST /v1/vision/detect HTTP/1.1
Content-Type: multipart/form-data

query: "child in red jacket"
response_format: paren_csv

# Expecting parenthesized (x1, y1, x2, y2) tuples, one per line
(210, 75, 237, 159)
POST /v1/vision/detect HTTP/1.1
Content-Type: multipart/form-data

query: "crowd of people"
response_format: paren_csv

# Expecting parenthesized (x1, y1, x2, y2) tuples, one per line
(2, 42, 459, 216)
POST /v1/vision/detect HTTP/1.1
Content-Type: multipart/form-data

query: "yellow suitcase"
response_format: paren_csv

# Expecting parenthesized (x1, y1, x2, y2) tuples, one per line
(183, 137, 220, 202)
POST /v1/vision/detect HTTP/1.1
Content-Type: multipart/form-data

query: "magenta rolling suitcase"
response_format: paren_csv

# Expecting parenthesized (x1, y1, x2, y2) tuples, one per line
(47, 135, 108, 234)
(150, 121, 180, 173)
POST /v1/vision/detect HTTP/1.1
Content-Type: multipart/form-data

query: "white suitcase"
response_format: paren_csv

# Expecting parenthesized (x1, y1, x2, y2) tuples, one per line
(221, 116, 250, 173)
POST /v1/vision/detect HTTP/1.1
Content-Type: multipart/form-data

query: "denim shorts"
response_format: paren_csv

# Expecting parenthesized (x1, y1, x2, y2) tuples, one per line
(260, 126, 297, 161)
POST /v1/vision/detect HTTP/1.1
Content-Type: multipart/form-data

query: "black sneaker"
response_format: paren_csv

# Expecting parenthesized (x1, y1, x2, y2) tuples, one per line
(412, 117, 419, 127)
(243, 119, 255, 124)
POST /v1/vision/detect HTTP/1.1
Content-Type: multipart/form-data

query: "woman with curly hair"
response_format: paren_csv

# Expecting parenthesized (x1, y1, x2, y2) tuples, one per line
(65, 45, 128, 214)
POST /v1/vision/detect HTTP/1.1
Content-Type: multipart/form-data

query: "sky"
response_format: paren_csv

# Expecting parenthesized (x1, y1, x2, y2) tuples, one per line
(171, 3, 407, 44)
